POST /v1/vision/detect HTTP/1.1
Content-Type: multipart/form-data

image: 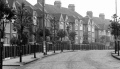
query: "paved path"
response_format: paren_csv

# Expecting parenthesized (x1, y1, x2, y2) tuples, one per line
(3, 52, 52, 69)
(17, 50, 120, 69)
(3, 50, 70, 69)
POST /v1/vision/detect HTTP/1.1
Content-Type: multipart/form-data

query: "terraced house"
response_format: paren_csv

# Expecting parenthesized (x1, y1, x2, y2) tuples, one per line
(35, 0, 83, 43)
(82, 11, 113, 45)
(3, 0, 38, 45)
(4, 0, 113, 46)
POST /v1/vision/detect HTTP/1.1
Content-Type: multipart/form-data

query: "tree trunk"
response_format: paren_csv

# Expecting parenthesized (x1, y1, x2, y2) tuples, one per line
(115, 36, 117, 54)
(61, 37, 63, 52)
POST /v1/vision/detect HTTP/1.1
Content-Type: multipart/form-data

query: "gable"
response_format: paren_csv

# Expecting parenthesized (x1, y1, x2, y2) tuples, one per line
(65, 15, 69, 22)
(88, 19, 91, 25)
(60, 14, 64, 22)
(82, 16, 89, 25)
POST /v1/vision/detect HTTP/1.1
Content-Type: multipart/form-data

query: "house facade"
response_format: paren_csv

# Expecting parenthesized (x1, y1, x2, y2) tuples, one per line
(35, 0, 83, 42)
(82, 11, 113, 44)
(4, 0, 113, 45)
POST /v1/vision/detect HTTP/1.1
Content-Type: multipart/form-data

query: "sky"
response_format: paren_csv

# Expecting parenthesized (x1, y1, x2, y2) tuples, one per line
(26, 0, 120, 19)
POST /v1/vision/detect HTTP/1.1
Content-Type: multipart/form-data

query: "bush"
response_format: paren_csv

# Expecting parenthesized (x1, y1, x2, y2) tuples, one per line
(10, 37, 19, 45)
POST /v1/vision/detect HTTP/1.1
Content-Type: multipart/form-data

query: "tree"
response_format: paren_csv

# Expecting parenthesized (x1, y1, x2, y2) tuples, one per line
(0, 0, 15, 69)
(57, 29, 67, 41)
(100, 36, 106, 43)
(38, 28, 51, 40)
(10, 36, 18, 46)
(69, 31, 76, 50)
(13, 3, 33, 62)
(109, 14, 120, 54)
(13, 3, 33, 44)
(0, 0, 15, 38)
(109, 21, 120, 38)
(0, 0, 15, 20)
(100, 35, 110, 43)
(69, 31, 76, 42)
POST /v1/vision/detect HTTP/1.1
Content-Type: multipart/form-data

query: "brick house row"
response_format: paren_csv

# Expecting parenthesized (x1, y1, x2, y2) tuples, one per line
(5, 0, 113, 45)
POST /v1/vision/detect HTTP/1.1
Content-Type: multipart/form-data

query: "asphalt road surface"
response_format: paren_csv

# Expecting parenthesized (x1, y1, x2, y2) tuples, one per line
(17, 50, 120, 69)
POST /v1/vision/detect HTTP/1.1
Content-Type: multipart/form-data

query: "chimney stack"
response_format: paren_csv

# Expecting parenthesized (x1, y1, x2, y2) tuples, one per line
(68, 4, 75, 11)
(99, 13, 105, 20)
(86, 11, 93, 18)
(54, 0, 61, 8)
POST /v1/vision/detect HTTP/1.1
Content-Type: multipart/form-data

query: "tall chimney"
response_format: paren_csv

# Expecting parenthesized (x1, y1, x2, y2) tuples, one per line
(54, 0, 61, 8)
(99, 13, 105, 20)
(68, 4, 75, 11)
(86, 11, 93, 18)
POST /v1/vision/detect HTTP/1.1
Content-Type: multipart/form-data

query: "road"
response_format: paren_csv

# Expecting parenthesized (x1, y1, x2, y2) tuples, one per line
(17, 50, 120, 69)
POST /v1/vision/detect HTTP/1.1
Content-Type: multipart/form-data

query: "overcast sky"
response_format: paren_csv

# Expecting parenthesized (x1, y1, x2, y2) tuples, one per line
(26, 0, 120, 19)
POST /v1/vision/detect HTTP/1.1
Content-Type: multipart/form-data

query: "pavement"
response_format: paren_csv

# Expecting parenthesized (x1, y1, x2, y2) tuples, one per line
(111, 51, 120, 60)
(3, 50, 71, 69)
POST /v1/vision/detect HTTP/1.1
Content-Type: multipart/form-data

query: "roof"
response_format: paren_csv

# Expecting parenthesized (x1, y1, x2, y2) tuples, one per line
(92, 17, 111, 30)
(68, 16, 75, 23)
(81, 16, 89, 25)
(35, 8, 43, 17)
(12, 0, 37, 16)
(16, 0, 36, 9)
(51, 13, 62, 21)
(35, 3, 83, 19)
(94, 23, 99, 30)
(34, 2, 48, 13)
(93, 17, 103, 24)
(62, 14, 67, 20)
(7, 0, 14, 7)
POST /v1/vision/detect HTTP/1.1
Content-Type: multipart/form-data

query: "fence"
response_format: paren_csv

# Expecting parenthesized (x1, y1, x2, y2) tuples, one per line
(2, 42, 109, 59)
(3, 44, 43, 59)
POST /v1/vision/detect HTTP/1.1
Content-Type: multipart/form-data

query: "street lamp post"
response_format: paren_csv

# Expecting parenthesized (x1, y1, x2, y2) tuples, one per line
(33, 27, 36, 58)
(42, 0, 47, 55)
(53, 17, 56, 53)
(33, 17, 37, 58)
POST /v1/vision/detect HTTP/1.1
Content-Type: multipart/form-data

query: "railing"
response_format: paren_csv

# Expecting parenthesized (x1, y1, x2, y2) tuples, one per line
(3, 44, 43, 59)
(2, 42, 110, 59)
